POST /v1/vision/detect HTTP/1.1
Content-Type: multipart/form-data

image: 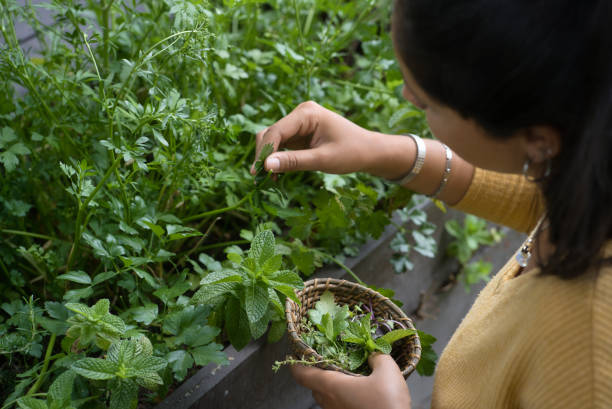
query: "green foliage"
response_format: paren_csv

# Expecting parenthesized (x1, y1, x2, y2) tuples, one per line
(192, 229, 304, 350)
(390, 201, 438, 273)
(445, 215, 505, 290)
(0, 0, 438, 406)
(293, 291, 424, 374)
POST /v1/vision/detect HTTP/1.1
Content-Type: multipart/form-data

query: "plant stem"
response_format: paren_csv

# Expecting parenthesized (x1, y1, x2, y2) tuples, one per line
(0, 394, 47, 409)
(328, 256, 365, 286)
(0, 229, 66, 243)
(192, 240, 249, 252)
(26, 333, 56, 396)
(183, 192, 253, 223)
(66, 156, 122, 270)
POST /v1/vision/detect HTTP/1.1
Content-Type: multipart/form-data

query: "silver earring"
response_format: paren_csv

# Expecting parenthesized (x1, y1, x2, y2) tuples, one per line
(522, 150, 552, 182)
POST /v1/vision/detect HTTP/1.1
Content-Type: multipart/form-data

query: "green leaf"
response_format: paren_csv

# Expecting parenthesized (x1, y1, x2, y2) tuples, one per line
(320, 313, 335, 341)
(200, 271, 243, 285)
(244, 281, 269, 323)
(378, 329, 416, 346)
(192, 282, 238, 305)
(72, 358, 117, 380)
(57, 270, 92, 285)
(254, 143, 274, 183)
(268, 270, 303, 288)
(153, 279, 191, 304)
(109, 379, 138, 409)
(348, 350, 367, 371)
(48, 369, 77, 404)
(135, 371, 164, 390)
(17, 397, 48, 409)
(267, 288, 284, 316)
(182, 325, 220, 347)
(374, 337, 392, 354)
(167, 350, 194, 381)
(225, 297, 251, 351)
(129, 304, 158, 325)
(249, 229, 275, 266)
(261, 254, 282, 276)
(191, 343, 228, 366)
(267, 319, 286, 343)
(416, 344, 438, 376)
(249, 309, 270, 340)
(92, 299, 110, 317)
(290, 247, 316, 276)
(142, 221, 165, 238)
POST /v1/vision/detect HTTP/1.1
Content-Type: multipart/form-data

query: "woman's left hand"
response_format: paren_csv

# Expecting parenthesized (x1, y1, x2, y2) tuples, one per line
(290, 353, 412, 409)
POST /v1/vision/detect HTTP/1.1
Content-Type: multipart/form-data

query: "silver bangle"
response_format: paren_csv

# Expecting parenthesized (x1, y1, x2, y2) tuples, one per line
(389, 133, 426, 185)
(427, 143, 452, 199)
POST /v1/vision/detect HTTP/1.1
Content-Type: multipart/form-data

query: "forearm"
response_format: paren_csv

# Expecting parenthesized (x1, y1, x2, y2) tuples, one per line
(362, 132, 475, 206)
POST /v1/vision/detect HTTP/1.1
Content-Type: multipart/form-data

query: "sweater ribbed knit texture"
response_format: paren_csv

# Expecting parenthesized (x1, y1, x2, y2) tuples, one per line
(430, 168, 612, 409)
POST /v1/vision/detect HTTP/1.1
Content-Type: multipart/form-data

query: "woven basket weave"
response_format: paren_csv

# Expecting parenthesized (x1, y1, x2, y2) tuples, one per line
(285, 278, 421, 379)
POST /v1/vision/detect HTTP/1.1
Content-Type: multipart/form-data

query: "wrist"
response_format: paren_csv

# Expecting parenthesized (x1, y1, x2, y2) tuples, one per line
(361, 132, 418, 179)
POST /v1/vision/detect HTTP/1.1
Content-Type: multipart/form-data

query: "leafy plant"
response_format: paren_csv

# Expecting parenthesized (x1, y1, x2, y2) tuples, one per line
(445, 215, 504, 290)
(192, 229, 303, 350)
(274, 291, 436, 376)
(71, 337, 166, 409)
(0, 0, 445, 406)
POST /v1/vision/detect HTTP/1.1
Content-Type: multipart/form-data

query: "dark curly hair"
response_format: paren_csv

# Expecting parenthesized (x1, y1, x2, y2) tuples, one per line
(393, 0, 612, 279)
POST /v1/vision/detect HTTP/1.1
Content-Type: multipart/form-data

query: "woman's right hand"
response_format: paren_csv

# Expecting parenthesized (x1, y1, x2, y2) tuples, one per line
(250, 101, 389, 176)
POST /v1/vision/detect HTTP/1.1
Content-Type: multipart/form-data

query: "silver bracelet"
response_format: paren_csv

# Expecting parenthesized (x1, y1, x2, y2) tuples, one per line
(389, 134, 426, 185)
(427, 143, 452, 199)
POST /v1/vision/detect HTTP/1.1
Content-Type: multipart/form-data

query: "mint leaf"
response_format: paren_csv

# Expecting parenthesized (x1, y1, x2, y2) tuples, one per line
(72, 358, 117, 380)
(109, 379, 138, 409)
(244, 281, 269, 323)
(268, 270, 303, 288)
(16, 397, 48, 409)
(378, 329, 416, 345)
(249, 229, 275, 267)
(192, 282, 239, 305)
(249, 309, 270, 340)
(225, 297, 251, 350)
(267, 320, 286, 343)
(374, 338, 392, 354)
(48, 369, 76, 404)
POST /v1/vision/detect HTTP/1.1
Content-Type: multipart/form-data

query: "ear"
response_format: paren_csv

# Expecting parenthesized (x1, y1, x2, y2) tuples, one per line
(521, 125, 562, 163)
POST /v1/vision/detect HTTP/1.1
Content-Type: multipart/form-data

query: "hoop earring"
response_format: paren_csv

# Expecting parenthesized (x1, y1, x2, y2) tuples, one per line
(522, 155, 552, 182)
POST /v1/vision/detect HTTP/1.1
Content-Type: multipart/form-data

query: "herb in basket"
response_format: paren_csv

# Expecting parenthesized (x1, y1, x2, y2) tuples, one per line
(274, 290, 420, 375)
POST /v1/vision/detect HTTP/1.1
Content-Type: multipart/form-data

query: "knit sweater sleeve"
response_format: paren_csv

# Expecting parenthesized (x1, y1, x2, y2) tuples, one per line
(451, 167, 546, 233)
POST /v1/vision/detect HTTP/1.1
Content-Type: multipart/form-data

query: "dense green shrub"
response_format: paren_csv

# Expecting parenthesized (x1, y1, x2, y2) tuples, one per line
(0, 0, 437, 406)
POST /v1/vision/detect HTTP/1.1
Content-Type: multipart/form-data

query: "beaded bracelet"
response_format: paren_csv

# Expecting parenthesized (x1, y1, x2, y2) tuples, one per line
(427, 143, 452, 199)
(389, 134, 426, 185)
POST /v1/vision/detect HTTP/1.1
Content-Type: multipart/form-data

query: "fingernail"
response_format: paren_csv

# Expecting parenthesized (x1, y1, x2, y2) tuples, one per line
(267, 157, 280, 171)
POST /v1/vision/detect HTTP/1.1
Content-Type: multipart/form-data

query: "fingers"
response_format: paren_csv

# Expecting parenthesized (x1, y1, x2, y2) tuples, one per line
(368, 352, 402, 377)
(265, 147, 329, 173)
(290, 362, 339, 393)
(251, 101, 323, 173)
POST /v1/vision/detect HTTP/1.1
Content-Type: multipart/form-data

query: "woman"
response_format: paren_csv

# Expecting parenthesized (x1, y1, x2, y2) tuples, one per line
(251, 0, 612, 408)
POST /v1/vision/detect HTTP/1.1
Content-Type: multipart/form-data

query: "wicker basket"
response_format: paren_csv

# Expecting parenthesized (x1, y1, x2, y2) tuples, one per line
(285, 278, 421, 379)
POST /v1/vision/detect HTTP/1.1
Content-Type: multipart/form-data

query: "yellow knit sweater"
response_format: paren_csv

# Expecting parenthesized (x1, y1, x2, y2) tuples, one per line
(431, 168, 612, 409)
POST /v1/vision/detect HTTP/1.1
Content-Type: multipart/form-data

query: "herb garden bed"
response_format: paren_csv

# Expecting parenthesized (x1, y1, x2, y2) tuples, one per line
(155, 201, 464, 409)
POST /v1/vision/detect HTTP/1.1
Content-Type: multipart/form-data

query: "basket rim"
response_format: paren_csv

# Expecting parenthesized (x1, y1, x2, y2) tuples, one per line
(285, 277, 421, 379)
